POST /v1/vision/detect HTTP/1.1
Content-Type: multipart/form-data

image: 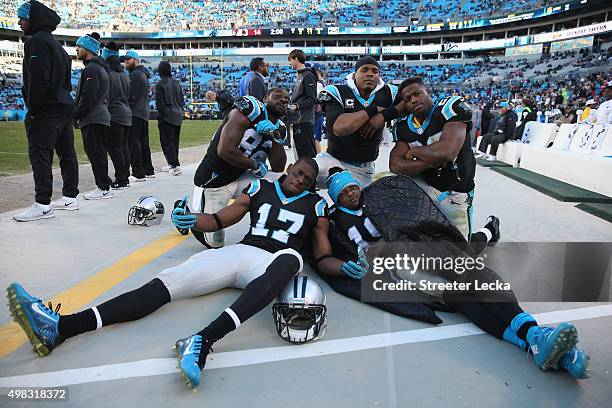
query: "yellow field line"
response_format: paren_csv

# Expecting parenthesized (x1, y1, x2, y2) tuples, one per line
(1, 231, 188, 359)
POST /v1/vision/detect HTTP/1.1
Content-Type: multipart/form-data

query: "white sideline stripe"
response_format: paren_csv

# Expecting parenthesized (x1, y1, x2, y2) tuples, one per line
(1, 304, 611, 388)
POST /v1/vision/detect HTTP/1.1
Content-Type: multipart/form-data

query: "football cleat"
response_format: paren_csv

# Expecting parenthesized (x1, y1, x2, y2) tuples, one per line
(172, 335, 213, 390)
(6, 283, 65, 356)
(559, 348, 590, 379)
(527, 323, 578, 370)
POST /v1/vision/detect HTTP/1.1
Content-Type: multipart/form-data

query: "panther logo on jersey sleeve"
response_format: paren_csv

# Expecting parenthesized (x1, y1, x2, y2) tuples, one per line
(437, 96, 472, 123)
(234, 96, 264, 124)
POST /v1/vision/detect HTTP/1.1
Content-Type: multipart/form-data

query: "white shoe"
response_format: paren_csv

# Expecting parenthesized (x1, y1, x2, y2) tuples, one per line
(162, 165, 172, 172)
(13, 203, 54, 222)
(51, 196, 78, 211)
(83, 188, 113, 200)
(474, 151, 484, 158)
(170, 166, 183, 176)
(486, 155, 497, 161)
(145, 174, 155, 178)
(130, 176, 146, 183)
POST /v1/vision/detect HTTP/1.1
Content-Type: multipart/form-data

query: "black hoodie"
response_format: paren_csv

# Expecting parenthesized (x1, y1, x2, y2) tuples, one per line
(106, 56, 132, 127)
(155, 61, 184, 126)
(21, 0, 74, 117)
(75, 57, 111, 128)
(128, 65, 151, 121)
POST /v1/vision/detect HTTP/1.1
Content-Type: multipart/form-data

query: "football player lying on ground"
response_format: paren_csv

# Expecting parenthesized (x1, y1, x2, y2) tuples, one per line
(187, 87, 290, 248)
(7, 158, 366, 390)
(320, 167, 589, 379)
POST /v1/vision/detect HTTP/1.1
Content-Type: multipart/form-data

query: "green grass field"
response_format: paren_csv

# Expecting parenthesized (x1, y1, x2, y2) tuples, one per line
(0, 120, 221, 177)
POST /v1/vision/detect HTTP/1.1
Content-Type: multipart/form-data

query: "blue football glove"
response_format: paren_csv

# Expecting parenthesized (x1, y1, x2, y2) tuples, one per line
(171, 198, 197, 229)
(173, 196, 191, 235)
(251, 161, 269, 178)
(341, 247, 369, 279)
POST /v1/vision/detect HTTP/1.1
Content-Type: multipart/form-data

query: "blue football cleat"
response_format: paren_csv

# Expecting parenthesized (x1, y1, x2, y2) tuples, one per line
(559, 348, 590, 379)
(173, 335, 212, 390)
(6, 283, 64, 356)
(527, 323, 578, 370)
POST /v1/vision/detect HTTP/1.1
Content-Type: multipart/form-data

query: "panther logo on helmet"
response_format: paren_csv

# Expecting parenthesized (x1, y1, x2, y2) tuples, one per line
(128, 196, 165, 227)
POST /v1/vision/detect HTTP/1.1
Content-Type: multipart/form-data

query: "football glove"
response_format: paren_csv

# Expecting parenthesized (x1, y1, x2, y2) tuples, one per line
(341, 247, 369, 279)
(172, 197, 197, 229)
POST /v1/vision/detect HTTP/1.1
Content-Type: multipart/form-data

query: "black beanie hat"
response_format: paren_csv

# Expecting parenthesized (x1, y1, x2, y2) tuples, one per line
(355, 56, 380, 71)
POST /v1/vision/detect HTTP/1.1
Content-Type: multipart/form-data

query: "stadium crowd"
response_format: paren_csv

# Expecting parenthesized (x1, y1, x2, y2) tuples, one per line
(0, 0, 555, 31)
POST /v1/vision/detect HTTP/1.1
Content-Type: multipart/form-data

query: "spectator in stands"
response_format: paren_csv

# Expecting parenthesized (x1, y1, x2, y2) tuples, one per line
(75, 32, 113, 200)
(156, 61, 185, 176)
(578, 99, 596, 123)
(515, 98, 536, 140)
(476, 101, 517, 162)
(13, 0, 80, 222)
(102, 42, 132, 190)
(593, 81, 612, 124)
(287, 49, 317, 158)
(122, 50, 154, 181)
(555, 105, 577, 125)
(239, 57, 268, 102)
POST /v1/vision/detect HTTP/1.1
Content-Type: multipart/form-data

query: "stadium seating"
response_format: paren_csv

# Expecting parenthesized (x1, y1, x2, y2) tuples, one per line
(495, 122, 559, 166)
(519, 124, 612, 196)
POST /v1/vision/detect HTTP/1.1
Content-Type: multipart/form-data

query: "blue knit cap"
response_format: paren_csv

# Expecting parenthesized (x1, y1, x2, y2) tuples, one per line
(76, 35, 100, 55)
(102, 47, 119, 60)
(326, 170, 360, 203)
(17, 2, 31, 20)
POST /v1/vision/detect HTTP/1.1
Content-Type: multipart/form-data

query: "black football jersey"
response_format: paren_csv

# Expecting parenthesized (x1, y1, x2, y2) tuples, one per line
(195, 96, 280, 188)
(329, 205, 381, 252)
(393, 96, 476, 193)
(319, 82, 398, 162)
(240, 178, 328, 253)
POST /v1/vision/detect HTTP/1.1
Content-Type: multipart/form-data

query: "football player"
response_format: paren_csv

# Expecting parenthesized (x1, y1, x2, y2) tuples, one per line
(189, 87, 290, 248)
(325, 168, 589, 380)
(389, 76, 476, 239)
(7, 158, 367, 390)
(315, 56, 404, 188)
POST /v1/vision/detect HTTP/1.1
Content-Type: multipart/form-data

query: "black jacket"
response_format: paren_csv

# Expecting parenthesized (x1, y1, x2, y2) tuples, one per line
(106, 56, 132, 127)
(480, 102, 493, 134)
(21, 0, 74, 117)
(75, 57, 111, 128)
(128, 65, 151, 120)
(492, 110, 518, 141)
(290, 67, 317, 124)
(155, 64, 184, 126)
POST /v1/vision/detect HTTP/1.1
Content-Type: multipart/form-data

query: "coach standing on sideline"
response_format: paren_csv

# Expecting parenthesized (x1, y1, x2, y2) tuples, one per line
(75, 32, 113, 200)
(14, 1, 79, 222)
(239, 57, 269, 102)
(123, 50, 154, 181)
(316, 56, 400, 187)
(287, 49, 317, 158)
(102, 42, 131, 190)
(156, 61, 184, 176)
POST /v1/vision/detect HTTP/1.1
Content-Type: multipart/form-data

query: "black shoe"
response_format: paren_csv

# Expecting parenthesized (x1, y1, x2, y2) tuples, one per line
(111, 181, 130, 190)
(173, 199, 190, 236)
(486, 215, 500, 247)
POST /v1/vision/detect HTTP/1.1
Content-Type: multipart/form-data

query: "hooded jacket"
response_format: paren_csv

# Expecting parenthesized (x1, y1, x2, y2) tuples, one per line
(128, 65, 151, 120)
(155, 61, 184, 126)
(106, 56, 132, 127)
(21, 0, 74, 117)
(75, 56, 111, 128)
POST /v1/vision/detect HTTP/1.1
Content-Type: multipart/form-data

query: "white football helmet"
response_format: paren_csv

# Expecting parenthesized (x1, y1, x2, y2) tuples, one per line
(128, 196, 165, 226)
(272, 275, 327, 344)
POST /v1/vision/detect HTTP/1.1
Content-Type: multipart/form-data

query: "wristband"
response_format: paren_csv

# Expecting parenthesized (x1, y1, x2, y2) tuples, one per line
(382, 106, 399, 122)
(365, 105, 378, 119)
(212, 213, 223, 230)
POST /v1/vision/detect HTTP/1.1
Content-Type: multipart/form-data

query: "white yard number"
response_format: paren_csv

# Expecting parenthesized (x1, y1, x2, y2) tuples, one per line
(251, 203, 305, 244)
